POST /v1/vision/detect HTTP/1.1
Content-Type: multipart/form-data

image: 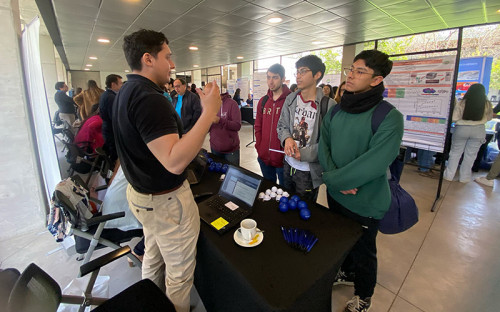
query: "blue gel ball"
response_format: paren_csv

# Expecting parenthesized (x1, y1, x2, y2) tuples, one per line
(279, 202, 289, 212)
(297, 201, 308, 210)
(291, 195, 300, 202)
(288, 200, 298, 210)
(215, 162, 223, 172)
(207, 158, 213, 164)
(222, 164, 229, 173)
(279, 197, 289, 204)
(299, 208, 311, 220)
(208, 163, 216, 172)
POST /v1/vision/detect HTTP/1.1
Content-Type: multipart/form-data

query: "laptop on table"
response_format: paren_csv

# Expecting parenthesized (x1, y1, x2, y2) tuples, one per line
(198, 165, 263, 234)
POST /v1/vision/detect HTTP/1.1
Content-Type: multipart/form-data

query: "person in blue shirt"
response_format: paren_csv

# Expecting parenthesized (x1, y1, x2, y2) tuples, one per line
(172, 78, 202, 133)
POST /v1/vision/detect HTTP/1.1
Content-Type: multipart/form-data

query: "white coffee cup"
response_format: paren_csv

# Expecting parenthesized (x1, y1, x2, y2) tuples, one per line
(240, 219, 257, 242)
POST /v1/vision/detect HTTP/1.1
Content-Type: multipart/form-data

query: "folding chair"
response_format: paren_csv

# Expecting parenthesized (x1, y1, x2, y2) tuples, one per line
(54, 175, 143, 270)
(5, 247, 175, 312)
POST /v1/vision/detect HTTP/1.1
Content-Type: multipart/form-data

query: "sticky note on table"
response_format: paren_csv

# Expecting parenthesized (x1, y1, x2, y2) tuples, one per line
(211, 217, 229, 230)
(225, 201, 239, 211)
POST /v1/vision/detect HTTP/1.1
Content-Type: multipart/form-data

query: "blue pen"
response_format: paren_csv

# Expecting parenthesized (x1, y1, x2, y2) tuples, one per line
(306, 237, 319, 253)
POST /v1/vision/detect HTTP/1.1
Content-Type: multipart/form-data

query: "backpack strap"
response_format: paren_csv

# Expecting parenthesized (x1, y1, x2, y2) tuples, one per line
(329, 100, 394, 135)
(320, 96, 329, 119)
(260, 95, 269, 114)
(371, 100, 394, 134)
(329, 103, 342, 121)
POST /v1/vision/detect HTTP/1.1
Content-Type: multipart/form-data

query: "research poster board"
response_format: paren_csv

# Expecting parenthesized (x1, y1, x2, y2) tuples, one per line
(237, 77, 250, 101)
(253, 72, 268, 119)
(227, 79, 236, 96)
(384, 55, 456, 152)
(456, 56, 493, 99)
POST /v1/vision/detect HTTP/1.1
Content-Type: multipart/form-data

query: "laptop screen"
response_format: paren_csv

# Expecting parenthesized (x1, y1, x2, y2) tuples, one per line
(220, 166, 261, 207)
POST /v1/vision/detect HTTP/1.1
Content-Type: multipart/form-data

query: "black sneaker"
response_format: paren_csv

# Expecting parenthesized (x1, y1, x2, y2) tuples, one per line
(344, 296, 371, 312)
(333, 269, 355, 286)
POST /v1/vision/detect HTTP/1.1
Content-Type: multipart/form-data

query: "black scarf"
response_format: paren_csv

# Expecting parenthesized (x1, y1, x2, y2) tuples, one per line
(339, 82, 385, 114)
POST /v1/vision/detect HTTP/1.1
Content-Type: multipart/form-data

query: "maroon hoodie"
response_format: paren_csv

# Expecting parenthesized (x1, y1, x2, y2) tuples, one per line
(209, 93, 241, 153)
(255, 84, 291, 167)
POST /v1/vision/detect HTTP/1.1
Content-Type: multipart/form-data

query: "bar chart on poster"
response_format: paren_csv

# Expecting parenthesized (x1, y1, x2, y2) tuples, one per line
(384, 55, 456, 152)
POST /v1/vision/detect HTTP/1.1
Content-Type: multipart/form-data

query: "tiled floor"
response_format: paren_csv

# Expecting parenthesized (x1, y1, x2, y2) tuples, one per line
(1, 123, 499, 312)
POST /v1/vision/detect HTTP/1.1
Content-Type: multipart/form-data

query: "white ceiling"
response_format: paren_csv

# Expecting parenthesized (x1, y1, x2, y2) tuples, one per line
(30, 0, 500, 73)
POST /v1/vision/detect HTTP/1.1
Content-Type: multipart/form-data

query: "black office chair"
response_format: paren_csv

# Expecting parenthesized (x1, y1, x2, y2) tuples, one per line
(5, 247, 176, 312)
(53, 175, 143, 269)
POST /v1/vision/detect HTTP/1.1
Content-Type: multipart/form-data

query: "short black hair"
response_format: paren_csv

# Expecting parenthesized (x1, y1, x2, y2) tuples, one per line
(353, 50, 393, 78)
(55, 81, 65, 90)
(268, 63, 285, 79)
(295, 55, 326, 84)
(175, 78, 186, 85)
(123, 29, 169, 71)
(105, 74, 122, 88)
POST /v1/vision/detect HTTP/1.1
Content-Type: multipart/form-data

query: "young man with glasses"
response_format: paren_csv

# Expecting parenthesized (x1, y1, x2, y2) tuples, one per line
(277, 55, 335, 201)
(319, 50, 403, 312)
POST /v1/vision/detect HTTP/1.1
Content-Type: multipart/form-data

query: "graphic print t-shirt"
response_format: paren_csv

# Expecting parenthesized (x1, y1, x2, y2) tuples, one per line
(285, 93, 317, 171)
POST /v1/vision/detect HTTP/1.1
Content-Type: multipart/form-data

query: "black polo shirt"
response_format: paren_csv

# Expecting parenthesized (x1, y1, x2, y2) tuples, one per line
(113, 74, 185, 194)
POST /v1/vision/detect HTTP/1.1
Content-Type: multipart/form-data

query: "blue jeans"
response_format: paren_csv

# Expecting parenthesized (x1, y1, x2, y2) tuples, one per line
(211, 149, 240, 166)
(417, 149, 435, 172)
(257, 157, 284, 185)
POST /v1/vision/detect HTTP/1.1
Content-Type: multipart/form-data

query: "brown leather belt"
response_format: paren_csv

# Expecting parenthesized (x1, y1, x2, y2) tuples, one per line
(152, 183, 183, 195)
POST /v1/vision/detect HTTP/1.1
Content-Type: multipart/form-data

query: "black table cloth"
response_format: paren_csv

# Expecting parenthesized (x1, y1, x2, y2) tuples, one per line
(191, 161, 362, 312)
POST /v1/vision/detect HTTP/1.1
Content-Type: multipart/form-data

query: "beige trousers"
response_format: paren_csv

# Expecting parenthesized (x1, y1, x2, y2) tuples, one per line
(127, 180, 200, 312)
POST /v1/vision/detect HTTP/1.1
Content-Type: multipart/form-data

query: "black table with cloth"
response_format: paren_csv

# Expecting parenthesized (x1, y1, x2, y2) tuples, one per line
(191, 160, 362, 312)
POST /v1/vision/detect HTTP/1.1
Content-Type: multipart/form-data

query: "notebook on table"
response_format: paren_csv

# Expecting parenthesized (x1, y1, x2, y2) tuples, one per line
(197, 165, 262, 234)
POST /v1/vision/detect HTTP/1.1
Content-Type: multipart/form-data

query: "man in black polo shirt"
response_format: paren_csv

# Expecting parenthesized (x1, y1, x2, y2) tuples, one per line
(113, 29, 221, 312)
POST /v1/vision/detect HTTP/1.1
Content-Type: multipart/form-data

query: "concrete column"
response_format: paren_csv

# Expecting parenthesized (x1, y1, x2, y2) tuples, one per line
(0, 0, 46, 240)
(340, 43, 365, 83)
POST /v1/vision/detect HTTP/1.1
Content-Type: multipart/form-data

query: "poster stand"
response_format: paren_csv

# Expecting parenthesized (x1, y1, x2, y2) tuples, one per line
(384, 28, 463, 212)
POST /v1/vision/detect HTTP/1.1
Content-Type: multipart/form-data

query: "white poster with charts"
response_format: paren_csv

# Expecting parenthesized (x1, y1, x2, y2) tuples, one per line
(253, 72, 268, 119)
(383, 55, 456, 152)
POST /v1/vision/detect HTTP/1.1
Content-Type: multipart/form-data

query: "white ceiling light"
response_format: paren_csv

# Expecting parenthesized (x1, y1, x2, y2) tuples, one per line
(86, 64, 92, 67)
(189, 46, 199, 51)
(97, 38, 110, 43)
(84, 68, 90, 71)
(312, 41, 325, 45)
(124, 69, 130, 73)
(236, 56, 244, 59)
(268, 17, 283, 23)
(193, 64, 199, 68)
(89, 56, 98, 60)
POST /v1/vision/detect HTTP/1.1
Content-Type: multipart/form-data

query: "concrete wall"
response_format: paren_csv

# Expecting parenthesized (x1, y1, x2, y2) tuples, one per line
(70, 70, 102, 90)
(0, 0, 45, 240)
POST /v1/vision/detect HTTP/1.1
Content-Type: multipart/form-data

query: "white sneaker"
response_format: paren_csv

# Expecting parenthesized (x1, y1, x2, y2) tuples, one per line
(475, 177, 494, 187)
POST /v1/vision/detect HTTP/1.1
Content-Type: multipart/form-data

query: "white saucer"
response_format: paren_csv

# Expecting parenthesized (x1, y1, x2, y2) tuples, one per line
(233, 228, 264, 247)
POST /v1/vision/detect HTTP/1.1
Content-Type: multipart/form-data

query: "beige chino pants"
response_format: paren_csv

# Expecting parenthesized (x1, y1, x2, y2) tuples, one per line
(127, 180, 200, 312)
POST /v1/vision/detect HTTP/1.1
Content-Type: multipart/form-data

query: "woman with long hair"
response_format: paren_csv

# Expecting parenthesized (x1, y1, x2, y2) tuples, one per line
(444, 83, 493, 183)
(322, 84, 334, 99)
(334, 81, 346, 103)
(74, 80, 104, 120)
(233, 88, 241, 106)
